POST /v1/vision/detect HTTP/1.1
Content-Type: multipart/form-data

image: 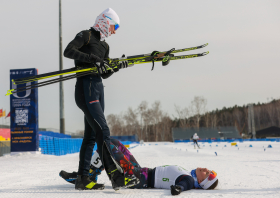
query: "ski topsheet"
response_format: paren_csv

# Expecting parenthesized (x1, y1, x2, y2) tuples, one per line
(110, 51, 209, 67)
(6, 51, 209, 96)
(110, 43, 208, 62)
(7, 43, 209, 96)
(12, 43, 208, 85)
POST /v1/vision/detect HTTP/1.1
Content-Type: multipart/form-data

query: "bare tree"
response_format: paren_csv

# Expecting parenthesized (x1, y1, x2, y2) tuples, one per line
(123, 107, 139, 136)
(143, 109, 153, 141)
(204, 112, 210, 128)
(265, 102, 277, 126)
(138, 101, 148, 140)
(233, 108, 242, 129)
(174, 105, 190, 128)
(160, 114, 172, 141)
(210, 111, 217, 128)
(107, 113, 124, 135)
(190, 96, 207, 128)
(254, 106, 261, 130)
(151, 101, 162, 142)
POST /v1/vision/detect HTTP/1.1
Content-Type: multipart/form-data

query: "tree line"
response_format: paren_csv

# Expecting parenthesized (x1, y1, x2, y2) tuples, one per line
(105, 96, 280, 142)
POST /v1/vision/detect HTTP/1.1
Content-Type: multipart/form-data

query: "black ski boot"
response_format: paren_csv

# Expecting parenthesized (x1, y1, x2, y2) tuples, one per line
(75, 175, 105, 190)
(89, 165, 103, 182)
(59, 170, 78, 184)
(108, 166, 139, 191)
(59, 166, 102, 185)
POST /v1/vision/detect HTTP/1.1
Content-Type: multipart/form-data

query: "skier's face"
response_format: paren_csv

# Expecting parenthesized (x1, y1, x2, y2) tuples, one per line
(196, 168, 211, 183)
(110, 25, 116, 34)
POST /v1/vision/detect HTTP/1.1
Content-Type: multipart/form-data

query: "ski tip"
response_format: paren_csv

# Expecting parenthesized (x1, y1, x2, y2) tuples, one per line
(5, 89, 14, 96)
(202, 51, 209, 56)
(202, 43, 208, 47)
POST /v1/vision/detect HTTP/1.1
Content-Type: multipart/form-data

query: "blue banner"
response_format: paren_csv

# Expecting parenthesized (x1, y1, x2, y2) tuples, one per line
(10, 68, 39, 152)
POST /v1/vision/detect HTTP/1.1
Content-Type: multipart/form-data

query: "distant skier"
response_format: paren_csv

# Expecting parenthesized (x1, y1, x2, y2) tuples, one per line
(192, 133, 200, 149)
(63, 8, 137, 191)
(60, 139, 218, 195)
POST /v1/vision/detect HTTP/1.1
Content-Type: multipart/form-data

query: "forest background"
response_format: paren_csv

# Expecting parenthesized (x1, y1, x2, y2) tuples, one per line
(75, 96, 280, 141)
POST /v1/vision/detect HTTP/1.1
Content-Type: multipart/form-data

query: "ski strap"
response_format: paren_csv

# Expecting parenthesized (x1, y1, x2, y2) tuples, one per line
(148, 48, 175, 70)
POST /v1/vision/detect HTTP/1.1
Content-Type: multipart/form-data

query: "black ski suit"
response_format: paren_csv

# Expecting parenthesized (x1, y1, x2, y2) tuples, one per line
(64, 28, 115, 176)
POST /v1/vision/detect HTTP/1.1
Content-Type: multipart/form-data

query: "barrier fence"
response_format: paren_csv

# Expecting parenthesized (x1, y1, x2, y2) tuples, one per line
(174, 138, 280, 143)
(39, 135, 87, 156)
(1, 136, 136, 157)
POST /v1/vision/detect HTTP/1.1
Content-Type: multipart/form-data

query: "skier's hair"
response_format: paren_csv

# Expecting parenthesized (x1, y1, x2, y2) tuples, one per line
(207, 179, 218, 190)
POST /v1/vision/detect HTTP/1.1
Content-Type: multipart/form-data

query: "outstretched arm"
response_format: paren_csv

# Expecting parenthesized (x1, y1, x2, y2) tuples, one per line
(171, 175, 194, 195)
(175, 175, 194, 191)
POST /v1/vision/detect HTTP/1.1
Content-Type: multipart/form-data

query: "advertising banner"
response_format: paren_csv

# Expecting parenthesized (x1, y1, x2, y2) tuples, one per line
(10, 68, 38, 152)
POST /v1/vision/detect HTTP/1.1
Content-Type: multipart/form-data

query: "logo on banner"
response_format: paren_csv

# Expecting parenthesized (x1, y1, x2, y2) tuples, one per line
(12, 82, 31, 98)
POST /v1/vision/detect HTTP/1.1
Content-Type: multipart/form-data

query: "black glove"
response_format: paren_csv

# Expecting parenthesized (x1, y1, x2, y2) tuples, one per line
(88, 53, 108, 74)
(119, 54, 128, 69)
(171, 185, 182, 196)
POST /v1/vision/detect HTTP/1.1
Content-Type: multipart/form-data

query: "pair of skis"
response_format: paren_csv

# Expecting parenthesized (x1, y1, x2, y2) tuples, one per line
(6, 43, 209, 96)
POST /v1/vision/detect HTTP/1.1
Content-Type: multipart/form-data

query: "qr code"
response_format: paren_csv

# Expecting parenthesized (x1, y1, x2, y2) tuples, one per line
(15, 109, 28, 124)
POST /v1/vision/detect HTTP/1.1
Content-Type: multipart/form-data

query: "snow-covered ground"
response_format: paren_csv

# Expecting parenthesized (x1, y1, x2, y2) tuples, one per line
(0, 141, 280, 198)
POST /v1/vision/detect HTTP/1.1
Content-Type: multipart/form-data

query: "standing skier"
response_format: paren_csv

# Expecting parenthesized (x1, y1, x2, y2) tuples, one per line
(63, 8, 138, 190)
(192, 133, 200, 149)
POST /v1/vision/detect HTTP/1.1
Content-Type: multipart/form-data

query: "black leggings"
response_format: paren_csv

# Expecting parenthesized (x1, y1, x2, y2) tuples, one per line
(75, 76, 111, 175)
(75, 76, 141, 179)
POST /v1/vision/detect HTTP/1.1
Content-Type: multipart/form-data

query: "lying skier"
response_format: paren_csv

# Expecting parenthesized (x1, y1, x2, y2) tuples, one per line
(60, 139, 218, 195)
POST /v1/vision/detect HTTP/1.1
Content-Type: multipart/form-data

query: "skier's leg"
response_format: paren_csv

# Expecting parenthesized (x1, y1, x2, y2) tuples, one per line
(60, 139, 141, 187)
(196, 140, 200, 148)
(110, 138, 141, 168)
(78, 76, 139, 189)
(78, 116, 96, 176)
(95, 139, 143, 188)
(129, 168, 148, 189)
(91, 138, 140, 173)
(91, 139, 140, 169)
(74, 78, 105, 190)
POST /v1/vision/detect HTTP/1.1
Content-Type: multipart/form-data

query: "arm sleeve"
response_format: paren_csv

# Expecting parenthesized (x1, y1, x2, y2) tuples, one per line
(104, 43, 110, 59)
(63, 31, 90, 63)
(101, 44, 115, 79)
(175, 175, 194, 191)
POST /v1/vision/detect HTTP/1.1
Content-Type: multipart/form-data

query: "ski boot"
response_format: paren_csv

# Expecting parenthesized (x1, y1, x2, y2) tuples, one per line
(89, 165, 103, 182)
(75, 175, 105, 190)
(108, 165, 139, 191)
(59, 170, 78, 184)
(60, 165, 102, 184)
